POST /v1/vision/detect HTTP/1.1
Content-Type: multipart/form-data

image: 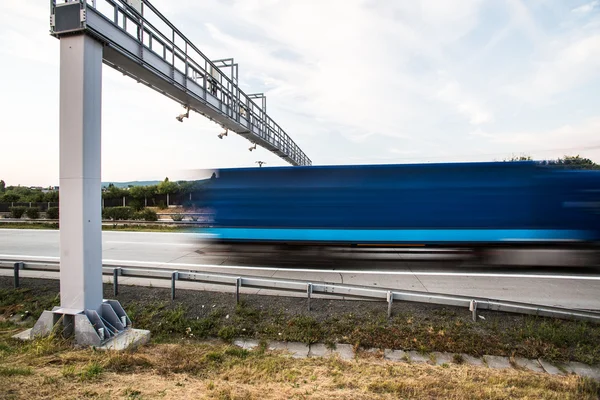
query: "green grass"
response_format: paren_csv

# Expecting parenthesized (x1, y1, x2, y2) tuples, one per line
(122, 299, 600, 364)
(79, 362, 103, 381)
(0, 366, 32, 376)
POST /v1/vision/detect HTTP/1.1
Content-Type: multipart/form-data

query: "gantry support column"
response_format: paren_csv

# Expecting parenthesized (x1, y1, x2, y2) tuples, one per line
(59, 34, 103, 311)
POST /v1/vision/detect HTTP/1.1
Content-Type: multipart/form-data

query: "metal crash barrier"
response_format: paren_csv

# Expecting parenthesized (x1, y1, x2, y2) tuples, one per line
(2, 257, 600, 324)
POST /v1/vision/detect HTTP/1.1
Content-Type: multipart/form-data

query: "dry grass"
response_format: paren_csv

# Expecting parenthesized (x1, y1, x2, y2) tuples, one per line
(0, 341, 598, 400)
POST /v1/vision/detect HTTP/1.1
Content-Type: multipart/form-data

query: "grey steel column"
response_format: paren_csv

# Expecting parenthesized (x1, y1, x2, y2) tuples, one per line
(59, 34, 103, 311)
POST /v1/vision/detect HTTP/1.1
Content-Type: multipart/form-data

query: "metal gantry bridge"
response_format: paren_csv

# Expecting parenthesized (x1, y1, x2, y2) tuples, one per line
(51, 0, 311, 166)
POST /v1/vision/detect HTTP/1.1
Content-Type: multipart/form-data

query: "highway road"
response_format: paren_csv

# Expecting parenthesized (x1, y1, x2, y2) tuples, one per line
(1, 229, 600, 310)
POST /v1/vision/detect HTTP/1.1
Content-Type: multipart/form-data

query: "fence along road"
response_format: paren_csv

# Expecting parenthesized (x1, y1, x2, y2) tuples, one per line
(1, 229, 600, 310)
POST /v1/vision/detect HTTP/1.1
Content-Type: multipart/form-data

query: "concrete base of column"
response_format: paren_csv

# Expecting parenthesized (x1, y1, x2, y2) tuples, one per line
(12, 299, 149, 350)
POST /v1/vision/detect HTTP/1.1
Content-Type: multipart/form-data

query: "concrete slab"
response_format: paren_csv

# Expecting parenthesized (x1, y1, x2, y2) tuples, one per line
(267, 341, 288, 352)
(361, 348, 384, 358)
(431, 351, 454, 366)
(483, 355, 512, 369)
(334, 344, 355, 361)
(243, 339, 260, 350)
(407, 350, 430, 364)
(97, 329, 151, 351)
(538, 359, 566, 376)
(12, 328, 32, 341)
(564, 362, 600, 380)
(309, 343, 333, 358)
(461, 354, 485, 367)
(384, 349, 408, 362)
(233, 338, 260, 350)
(513, 357, 545, 374)
(287, 342, 309, 359)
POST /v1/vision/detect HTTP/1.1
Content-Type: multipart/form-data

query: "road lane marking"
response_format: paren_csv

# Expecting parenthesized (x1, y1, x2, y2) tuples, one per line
(2, 254, 598, 281)
(104, 241, 195, 246)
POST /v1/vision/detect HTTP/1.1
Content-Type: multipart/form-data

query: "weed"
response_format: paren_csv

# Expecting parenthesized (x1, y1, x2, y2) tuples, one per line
(123, 388, 143, 399)
(61, 365, 76, 378)
(0, 366, 32, 376)
(223, 346, 249, 359)
(42, 375, 58, 384)
(282, 315, 323, 344)
(577, 376, 600, 397)
(429, 353, 437, 364)
(217, 326, 238, 342)
(205, 351, 224, 363)
(453, 354, 465, 364)
(80, 362, 103, 381)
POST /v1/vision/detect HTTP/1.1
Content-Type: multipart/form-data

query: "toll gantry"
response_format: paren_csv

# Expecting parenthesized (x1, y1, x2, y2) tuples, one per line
(27, 0, 310, 347)
(51, 0, 311, 166)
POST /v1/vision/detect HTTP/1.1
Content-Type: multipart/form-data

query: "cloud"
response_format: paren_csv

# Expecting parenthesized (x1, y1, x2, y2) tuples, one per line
(468, 117, 600, 160)
(572, 1, 599, 14)
(435, 78, 493, 125)
(2, 0, 600, 186)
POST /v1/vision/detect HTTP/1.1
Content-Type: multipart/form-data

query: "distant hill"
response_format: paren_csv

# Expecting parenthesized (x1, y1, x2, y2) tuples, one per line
(101, 181, 161, 188)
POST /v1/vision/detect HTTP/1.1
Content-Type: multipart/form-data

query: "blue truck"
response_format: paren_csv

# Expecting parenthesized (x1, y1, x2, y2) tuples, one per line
(197, 161, 600, 248)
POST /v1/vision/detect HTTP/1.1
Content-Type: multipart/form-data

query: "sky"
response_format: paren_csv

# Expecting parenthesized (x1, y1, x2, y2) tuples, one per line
(1, 0, 600, 187)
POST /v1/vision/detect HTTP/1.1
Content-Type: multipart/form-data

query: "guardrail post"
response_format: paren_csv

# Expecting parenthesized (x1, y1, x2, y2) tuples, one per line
(387, 291, 393, 319)
(113, 268, 120, 296)
(235, 277, 242, 305)
(307, 283, 313, 311)
(13, 262, 24, 288)
(171, 271, 178, 300)
(470, 300, 478, 322)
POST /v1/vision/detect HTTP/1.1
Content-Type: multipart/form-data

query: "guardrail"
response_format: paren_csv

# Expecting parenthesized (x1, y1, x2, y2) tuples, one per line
(2, 257, 600, 323)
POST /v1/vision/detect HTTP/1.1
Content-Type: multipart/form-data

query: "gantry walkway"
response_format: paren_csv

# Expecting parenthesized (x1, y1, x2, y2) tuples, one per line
(51, 0, 311, 166)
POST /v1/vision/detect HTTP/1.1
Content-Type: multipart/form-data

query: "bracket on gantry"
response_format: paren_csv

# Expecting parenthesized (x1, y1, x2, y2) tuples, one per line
(248, 93, 267, 113)
(211, 58, 239, 86)
(176, 106, 190, 122)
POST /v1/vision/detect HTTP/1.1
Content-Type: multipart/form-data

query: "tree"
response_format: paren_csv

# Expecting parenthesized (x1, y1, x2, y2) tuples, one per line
(539, 155, 600, 170)
(130, 185, 157, 207)
(504, 154, 532, 161)
(157, 177, 178, 206)
(0, 180, 5, 193)
(102, 184, 127, 200)
(2, 192, 20, 202)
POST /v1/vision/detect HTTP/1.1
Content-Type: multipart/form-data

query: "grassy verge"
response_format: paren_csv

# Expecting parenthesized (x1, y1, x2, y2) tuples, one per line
(1, 341, 598, 399)
(2, 279, 600, 366)
(1, 279, 599, 398)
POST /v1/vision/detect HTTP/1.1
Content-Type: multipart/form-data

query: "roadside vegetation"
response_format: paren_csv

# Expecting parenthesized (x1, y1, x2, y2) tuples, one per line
(0, 222, 191, 232)
(1, 278, 599, 398)
(2, 278, 599, 365)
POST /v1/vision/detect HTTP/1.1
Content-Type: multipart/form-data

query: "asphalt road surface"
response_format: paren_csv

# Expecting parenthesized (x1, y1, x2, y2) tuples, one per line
(1, 229, 600, 310)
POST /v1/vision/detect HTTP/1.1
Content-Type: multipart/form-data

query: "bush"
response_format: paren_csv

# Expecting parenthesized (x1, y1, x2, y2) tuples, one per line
(25, 207, 40, 219)
(9, 206, 27, 219)
(102, 206, 134, 221)
(46, 207, 59, 220)
(171, 213, 184, 222)
(133, 208, 158, 221)
(129, 199, 144, 212)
